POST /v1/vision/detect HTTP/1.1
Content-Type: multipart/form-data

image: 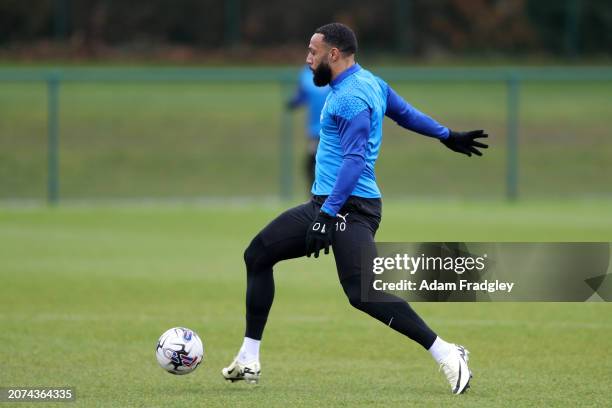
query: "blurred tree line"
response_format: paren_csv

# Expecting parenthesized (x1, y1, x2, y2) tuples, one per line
(0, 0, 610, 59)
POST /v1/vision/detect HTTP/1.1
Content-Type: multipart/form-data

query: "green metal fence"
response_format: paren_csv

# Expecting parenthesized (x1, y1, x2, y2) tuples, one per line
(1, 67, 611, 205)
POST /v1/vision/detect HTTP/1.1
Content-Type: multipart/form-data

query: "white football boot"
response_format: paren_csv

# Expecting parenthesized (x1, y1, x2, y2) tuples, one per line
(439, 344, 472, 394)
(222, 358, 261, 384)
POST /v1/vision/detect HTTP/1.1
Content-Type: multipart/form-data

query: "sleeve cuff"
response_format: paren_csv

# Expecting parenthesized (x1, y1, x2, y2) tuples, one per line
(439, 127, 450, 140)
(320, 205, 336, 217)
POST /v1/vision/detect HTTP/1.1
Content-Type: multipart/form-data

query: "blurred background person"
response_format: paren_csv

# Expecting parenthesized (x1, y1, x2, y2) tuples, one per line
(286, 64, 331, 191)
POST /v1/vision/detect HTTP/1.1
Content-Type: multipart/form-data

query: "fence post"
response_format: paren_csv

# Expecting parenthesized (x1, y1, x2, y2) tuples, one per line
(47, 72, 60, 206)
(506, 74, 520, 202)
(279, 80, 294, 201)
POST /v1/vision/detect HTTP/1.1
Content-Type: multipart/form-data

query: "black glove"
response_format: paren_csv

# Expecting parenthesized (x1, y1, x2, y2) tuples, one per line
(441, 129, 489, 157)
(306, 211, 336, 258)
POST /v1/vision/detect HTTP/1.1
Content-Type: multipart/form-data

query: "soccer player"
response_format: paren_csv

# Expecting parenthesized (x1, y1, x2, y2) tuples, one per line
(286, 65, 331, 188)
(223, 23, 487, 395)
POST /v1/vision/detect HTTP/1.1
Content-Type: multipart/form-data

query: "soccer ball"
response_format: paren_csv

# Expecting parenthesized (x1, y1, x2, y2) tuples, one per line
(155, 327, 204, 375)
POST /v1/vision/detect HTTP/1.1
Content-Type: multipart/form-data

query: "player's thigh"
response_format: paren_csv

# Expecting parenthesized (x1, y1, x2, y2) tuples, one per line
(250, 201, 317, 263)
(332, 216, 377, 282)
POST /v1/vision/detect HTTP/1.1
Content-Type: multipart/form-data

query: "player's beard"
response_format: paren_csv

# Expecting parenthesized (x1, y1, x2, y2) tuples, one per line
(312, 59, 332, 87)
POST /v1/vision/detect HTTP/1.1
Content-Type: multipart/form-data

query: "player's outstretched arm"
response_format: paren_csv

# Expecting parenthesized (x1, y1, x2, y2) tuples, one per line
(384, 86, 448, 139)
(383, 85, 488, 157)
(440, 129, 488, 157)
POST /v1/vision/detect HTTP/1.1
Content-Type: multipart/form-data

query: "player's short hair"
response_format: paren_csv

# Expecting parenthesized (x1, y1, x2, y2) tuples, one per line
(315, 23, 358, 56)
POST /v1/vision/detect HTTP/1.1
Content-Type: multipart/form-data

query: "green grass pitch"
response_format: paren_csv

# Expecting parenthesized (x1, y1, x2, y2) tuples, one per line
(1, 200, 611, 407)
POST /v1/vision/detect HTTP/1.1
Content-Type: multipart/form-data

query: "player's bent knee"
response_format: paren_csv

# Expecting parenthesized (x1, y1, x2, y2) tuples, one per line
(244, 235, 272, 271)
(347, 293, 365, 310)
(341, 275, 366, 310)
(243, 239, 261, 268)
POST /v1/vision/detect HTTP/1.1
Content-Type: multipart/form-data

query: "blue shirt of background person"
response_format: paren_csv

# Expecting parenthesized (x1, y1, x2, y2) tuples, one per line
(287, 65, 331, 139)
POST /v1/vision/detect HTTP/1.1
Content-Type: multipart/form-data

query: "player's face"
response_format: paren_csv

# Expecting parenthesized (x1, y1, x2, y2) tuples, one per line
(307, 33, 333, 87)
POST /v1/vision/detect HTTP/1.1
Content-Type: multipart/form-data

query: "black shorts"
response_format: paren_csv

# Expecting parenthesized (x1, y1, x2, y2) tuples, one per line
(253, 195, 382, 282)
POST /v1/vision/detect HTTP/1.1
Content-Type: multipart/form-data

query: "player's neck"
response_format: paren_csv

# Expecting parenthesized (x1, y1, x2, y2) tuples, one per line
(331, 58, 356, 81)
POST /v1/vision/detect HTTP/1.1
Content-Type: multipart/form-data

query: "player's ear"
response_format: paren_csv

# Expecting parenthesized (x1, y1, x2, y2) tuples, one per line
(330, 47, 340, 62)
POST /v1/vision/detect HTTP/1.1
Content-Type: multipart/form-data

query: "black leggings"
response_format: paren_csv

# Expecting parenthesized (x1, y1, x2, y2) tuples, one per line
(243, 197, 437, 349)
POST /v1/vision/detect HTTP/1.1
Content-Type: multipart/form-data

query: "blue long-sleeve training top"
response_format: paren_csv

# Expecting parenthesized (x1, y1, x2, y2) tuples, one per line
(313, 63, 450, 216)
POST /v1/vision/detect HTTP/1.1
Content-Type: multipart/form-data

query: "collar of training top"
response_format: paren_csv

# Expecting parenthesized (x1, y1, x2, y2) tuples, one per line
(330, 63, 361, 88)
